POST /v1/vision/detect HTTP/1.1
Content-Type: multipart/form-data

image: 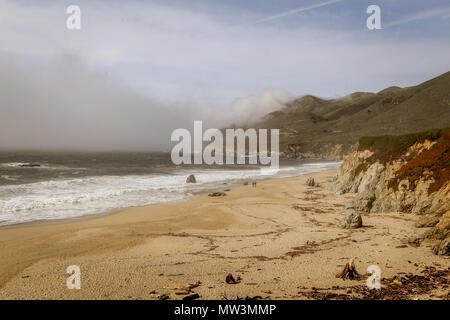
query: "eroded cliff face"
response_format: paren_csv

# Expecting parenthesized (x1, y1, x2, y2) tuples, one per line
(329, 130, 450, 255)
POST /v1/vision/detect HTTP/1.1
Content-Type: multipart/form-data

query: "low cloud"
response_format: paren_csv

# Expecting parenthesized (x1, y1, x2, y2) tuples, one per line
(0, 54, 291, 151)
(222, 89, 294, 126)
(0, 54, 189, 151)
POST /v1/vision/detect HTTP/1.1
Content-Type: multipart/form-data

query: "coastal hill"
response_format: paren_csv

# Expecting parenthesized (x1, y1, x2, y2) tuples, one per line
(252, 71, 450, 159)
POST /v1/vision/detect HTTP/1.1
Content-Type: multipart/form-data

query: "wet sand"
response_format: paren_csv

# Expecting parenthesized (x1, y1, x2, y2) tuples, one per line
(0, 169, 448, 299)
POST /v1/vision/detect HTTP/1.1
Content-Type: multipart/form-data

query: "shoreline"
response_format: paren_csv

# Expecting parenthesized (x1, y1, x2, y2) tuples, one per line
(0, 176, 266, 230)
(0, 161, 341, 230)
(0, 168, 448, 299)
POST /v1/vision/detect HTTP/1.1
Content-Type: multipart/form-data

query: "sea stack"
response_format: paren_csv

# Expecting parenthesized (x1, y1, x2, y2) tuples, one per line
(186, 174, 196, 183)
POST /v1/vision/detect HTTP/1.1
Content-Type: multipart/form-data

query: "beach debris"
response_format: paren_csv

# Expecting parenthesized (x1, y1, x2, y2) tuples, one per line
(183, 293, 200, 300)
(306, 177, 315, 186)
(186, 174, 196, 183)
(208, 192, 226, 197)
(175, 291, 190, 295)
(225, 273, 241, 284)
(395, 244, 408, 248)
(335, 258, 360, 280)
(172, 280, 202, 295)
(408, 237, 421, 247)
(360, 267, 449, 299)
(174, 281, 201, 292)
(158, 294, 170, 300)
(237, 295, 263, 300)
(243, 182, 249, 186)
(437, 292, 450, 300)
(190, 280, 201, 289)
(261, 290, 272, 294)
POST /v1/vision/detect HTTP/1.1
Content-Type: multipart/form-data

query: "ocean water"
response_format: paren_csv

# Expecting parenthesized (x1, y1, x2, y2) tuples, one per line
(0, 151, 340, 226)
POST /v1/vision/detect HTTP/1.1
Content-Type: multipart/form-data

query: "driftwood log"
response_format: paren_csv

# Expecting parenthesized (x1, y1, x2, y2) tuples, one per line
(225, 273, 241, 284)
(174, 280, 201, 295)
(335, 258, 360, 280)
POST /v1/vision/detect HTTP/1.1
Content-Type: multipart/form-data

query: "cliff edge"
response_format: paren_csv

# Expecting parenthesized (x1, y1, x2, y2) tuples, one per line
(329, 128, 450, 255)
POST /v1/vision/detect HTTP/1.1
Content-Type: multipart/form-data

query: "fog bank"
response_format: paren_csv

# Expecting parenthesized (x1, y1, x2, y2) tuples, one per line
(0, 55, 290, 151)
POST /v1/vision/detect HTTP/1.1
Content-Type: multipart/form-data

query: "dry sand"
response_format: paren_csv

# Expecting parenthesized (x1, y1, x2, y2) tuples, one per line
(0, 169, 448, 299)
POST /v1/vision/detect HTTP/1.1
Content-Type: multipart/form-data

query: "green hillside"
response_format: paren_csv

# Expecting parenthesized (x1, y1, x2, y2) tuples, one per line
(253, 71, 450, 157)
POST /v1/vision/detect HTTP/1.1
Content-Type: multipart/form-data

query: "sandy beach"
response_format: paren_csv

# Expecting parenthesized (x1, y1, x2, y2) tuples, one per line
(0, 169, 448, 300)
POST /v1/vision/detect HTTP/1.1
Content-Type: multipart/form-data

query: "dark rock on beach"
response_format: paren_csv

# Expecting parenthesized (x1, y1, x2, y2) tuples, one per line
(305, 177, 315, 186)
(208, 192, 226, 197)
(19, 163, 41, 167)
(186, 174, 196, 183)
(338, 204, 362, 229)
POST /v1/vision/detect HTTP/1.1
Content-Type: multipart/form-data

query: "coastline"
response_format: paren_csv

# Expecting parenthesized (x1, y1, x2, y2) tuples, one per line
(0, 168, 448, 299)
(0, 160, 341, 229)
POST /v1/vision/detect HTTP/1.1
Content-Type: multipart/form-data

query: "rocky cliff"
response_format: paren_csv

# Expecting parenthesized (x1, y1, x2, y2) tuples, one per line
(329, 128, 450, 255)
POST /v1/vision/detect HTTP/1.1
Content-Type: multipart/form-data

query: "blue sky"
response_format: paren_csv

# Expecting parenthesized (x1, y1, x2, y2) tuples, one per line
(0, 0, 449, 150)
(2, 0, 449, 102)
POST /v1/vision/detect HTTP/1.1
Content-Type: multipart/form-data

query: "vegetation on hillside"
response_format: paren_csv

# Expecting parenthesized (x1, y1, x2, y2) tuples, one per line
(358, 128, 450, 195)
(358, 129, 446, 163)
(389, 130, 449, 195)
(252, 71, 450, 156)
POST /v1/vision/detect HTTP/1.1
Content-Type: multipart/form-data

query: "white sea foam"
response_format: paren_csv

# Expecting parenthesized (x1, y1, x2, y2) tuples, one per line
(0, 161, 340, 226)
(0, 175, 18, 181)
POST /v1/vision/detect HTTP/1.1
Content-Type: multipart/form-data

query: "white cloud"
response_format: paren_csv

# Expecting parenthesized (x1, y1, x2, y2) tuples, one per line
(1, 0, 449, 103)
(0, 0, 449, 150)
(217, 89, 295, 126)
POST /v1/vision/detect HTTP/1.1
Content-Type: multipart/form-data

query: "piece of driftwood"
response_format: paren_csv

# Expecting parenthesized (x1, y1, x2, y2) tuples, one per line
(174, 280, 201, 292)
(335, 258, 360, 280)
(175, 291, 190, 295)
(183, 293, 200, 300)
(237, 295, 263, 300)
(225, 273, 241, 284)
